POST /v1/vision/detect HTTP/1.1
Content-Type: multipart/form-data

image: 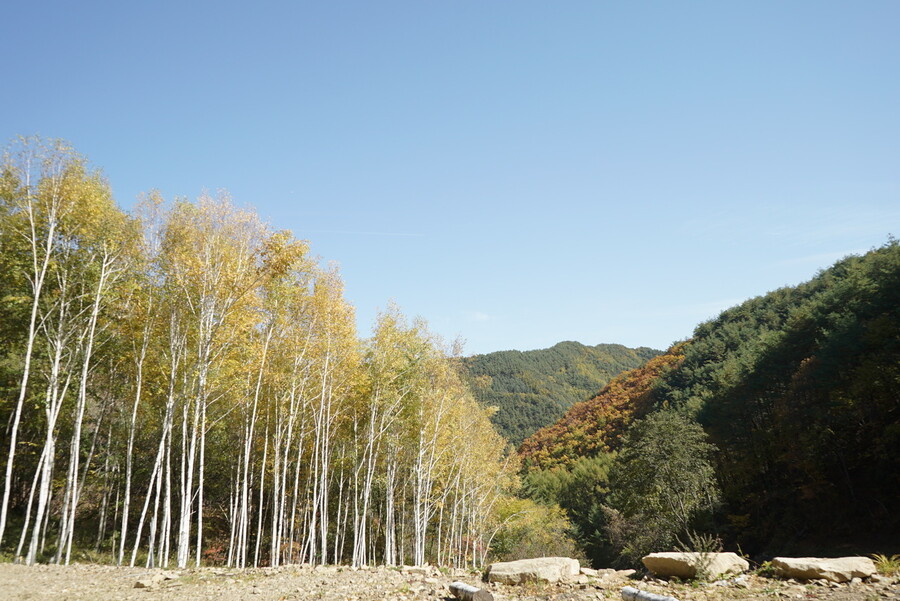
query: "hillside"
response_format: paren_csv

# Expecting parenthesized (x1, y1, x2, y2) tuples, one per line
(684, 241, 900, 551)
(517, 240, 900, 556)
(463, 341, 661, 445)
(518, 345, 685, 471)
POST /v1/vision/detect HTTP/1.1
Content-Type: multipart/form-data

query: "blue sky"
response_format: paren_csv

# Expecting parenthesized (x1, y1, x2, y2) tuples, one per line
(3, 1, 898, 355)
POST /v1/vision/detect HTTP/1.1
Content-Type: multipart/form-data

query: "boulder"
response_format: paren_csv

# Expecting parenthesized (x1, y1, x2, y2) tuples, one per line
(642, 552, 749, 579)
(485, 557, 580, 584)
(449, 581, 494, 601)
(771, 557, 877, 583)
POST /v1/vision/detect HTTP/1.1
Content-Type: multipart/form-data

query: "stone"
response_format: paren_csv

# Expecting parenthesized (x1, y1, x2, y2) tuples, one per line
(783, 584, 808, 598)
(621, 585, 679, 601)
(771, 557, 877, 583)
(449, 581, 494, 601)
(402, 565, 433, 576)
(642, 552, 749, 579)
(133, 572, 168, 589)
(485, 557, 580, 584)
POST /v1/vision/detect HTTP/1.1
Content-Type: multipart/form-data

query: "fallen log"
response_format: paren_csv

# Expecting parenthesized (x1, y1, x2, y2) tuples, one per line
(450, 580, 494, 601)
(621, 585, 679, 601)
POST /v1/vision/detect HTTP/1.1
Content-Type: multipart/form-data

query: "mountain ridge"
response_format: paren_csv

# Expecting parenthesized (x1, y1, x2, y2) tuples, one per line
(463, 341, 661, 445)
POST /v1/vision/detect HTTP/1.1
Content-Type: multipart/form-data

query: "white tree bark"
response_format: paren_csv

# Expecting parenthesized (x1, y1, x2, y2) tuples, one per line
(118, 296, 153, 565)
(0, 143, 68, 546)
(58, 247, 118, 564)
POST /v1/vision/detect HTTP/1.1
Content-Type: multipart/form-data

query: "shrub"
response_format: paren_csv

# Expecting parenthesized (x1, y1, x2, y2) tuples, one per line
(487, 497, 582, 562)
(605, 410, 720, 565)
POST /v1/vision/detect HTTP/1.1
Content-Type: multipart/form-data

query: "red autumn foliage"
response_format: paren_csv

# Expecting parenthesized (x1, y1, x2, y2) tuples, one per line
(518, 345, 686, 472)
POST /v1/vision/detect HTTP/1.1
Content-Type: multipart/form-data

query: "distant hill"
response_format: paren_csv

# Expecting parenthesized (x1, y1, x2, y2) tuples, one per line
(462, 341, 661, 445)
(518, 344, 685, 471)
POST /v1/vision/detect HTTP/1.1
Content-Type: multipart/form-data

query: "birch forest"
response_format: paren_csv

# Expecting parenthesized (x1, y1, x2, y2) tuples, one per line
(0, 137, 516, 568)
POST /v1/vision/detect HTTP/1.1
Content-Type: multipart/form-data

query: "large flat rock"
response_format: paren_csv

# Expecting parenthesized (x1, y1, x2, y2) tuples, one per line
(642, 552, 749, 579)
(772, 557, 877, 583)
(485, 557, 580, 584)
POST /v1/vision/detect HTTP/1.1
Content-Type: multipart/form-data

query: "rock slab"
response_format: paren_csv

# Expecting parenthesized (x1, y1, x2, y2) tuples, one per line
(771, 557, 877, 583)
(485, 557, 580, 584)
(450, 581, 494, 601)
(642, 552, 749, 579)
(621, 586, 679, 601)
(133, 570, 179, 589)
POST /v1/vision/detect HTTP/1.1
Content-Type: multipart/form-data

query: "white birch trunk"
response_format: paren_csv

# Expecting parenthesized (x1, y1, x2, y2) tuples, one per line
(253, 421, 269, 567)
(118, 305, 152, 565)
(0, 149, 63, 545)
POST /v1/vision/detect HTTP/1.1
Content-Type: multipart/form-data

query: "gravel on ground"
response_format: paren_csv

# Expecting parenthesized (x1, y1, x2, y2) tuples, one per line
(0, 562, 897, 601)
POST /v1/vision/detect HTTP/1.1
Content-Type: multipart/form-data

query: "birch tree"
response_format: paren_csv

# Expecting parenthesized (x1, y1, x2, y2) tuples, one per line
(0, 139, 84, 545)
(0, 140, 131, 563)
(158, 194, 266, 567)
(53, 170, 132, 564)
(0, 136, 522, 566)
(351, 307, 427, 566)
(302, 267, 358, 564)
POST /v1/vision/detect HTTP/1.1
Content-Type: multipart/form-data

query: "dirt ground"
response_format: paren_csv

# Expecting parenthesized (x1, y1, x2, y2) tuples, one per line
(0, 562, 897, 601)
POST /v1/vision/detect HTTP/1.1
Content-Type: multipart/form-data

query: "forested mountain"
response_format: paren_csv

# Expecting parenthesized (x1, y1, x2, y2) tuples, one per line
(518, 240, 900, 562)
(518, 346, 685, 471)
(462, 342, 661, 445)
(680, 242, 900, 553)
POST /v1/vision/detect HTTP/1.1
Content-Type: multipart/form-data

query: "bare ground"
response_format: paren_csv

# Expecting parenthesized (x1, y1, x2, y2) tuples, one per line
(0, 562, 897, 601)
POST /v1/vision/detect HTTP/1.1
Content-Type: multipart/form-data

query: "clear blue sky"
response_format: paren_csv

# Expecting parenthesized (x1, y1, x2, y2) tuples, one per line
(3, 1, 898, 355)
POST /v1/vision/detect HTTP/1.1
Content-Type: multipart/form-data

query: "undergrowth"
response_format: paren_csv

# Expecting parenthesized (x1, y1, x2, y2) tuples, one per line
(871, 554, 900, 577)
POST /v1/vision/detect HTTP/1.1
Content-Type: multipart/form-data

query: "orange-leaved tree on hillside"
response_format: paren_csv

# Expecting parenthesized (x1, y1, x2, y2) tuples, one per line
(518, 345, 686, 472)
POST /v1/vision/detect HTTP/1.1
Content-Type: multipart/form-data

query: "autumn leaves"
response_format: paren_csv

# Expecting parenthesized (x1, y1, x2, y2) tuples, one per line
(0, 137, 512, 568)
